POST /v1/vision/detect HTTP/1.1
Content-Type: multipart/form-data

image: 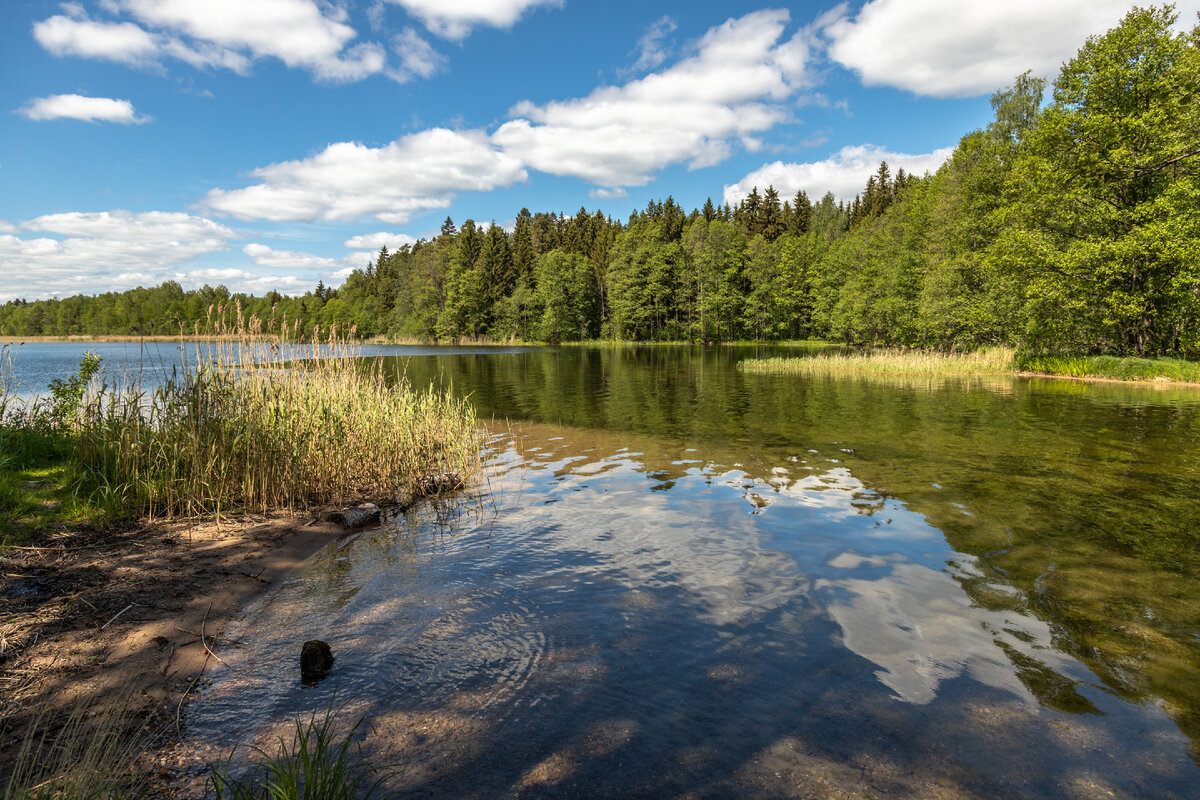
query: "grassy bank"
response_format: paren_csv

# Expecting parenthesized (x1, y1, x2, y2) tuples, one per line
(741, 348, 1200, 384)
(1, 321, 483, 533)
(1013, 352, 1200, 383)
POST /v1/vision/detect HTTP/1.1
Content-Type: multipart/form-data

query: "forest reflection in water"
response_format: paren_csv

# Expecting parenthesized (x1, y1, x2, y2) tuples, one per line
(188, 346, 1200, 798)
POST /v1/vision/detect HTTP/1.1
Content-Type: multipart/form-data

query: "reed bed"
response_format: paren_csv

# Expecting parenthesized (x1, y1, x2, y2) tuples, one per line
(74, 311, 482, 519)
(740, 347, 1016, 378)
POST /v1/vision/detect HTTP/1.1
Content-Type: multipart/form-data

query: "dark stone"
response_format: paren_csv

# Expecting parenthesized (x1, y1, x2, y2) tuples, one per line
(300, 639, 334, 684)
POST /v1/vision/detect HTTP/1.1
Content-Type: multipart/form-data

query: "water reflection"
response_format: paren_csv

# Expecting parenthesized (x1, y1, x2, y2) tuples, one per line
(187, 416, 1200, 798)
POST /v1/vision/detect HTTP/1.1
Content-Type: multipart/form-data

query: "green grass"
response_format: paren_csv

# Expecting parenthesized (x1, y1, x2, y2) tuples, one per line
(208, 707, 390, 800)
(741, 347, 1016, 377)
(1014, 352, 1200, 383)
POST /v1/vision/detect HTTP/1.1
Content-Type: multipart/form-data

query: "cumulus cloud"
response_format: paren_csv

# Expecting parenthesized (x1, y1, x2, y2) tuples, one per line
(0, 211, 235, 300)
(343, 232, 418, 250)
(34, 0, 387, 83)
(18, 93, 150, 124)
(723, 144, 955, 206)
(391, 27, 445, 81)
(492, 9, 817, 188)
(823, 0, 1200, 98)
(385, 0, 562, 39)
(203, 128, 527, 224)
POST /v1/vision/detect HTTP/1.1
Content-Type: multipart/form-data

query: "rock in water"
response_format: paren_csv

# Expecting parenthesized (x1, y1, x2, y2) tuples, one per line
(300, 639, 334, 683)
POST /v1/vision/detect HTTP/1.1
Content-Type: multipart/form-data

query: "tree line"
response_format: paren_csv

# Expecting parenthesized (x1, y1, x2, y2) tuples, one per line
(3, 6, 1197, 357)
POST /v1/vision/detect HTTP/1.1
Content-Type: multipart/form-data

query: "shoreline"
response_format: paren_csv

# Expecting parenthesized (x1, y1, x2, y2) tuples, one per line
(0, 512, 351, 793)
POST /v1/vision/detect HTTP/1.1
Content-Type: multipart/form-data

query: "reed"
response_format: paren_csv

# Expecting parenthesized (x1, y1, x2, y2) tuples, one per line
(74, 310, 482, 519)
(741, 347, 1016, 377)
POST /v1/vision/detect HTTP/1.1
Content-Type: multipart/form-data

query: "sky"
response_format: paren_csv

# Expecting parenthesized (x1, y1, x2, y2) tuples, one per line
(2, 0, 1197, 301)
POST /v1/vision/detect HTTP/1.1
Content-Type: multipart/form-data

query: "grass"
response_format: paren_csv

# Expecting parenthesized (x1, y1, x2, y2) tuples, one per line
(1, 310, 484, 530)
(208, 706, 390, 800)
(3, 697, 386, 800)
(2, 690, 154, 800)
(73, 314, 483, 520)
(741, 347, 1016, 377)
(1014, 352, 1200, 383)
(741, 346, 1200, 384)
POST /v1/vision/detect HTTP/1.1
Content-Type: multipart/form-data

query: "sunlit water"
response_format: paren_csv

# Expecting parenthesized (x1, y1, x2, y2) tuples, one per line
(25, 344, 1200, 797)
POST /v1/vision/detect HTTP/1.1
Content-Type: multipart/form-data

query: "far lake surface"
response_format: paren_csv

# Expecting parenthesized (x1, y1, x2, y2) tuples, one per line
(14, 343, 1200, 797)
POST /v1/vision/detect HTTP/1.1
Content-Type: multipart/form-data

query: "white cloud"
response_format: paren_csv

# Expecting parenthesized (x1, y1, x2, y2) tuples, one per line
(18, 93, 151, 124)
(34, 0, 388, 83)
(492, 9, 817, 188)
(342, 232, 418, 250)
(0, 211, 235, 300)
(203, 128, 527, 224)
(243, 243, 368, 271)
(391, 27, 445, 81)
(175, 268, 313, 295)
(823, 0, 1200, 98)
(33, 5, 161, 66)
(626, 16, 677, 75)
(589, 187, 628, 200)
(723, 144, 955, 206)
(385, 0, 562, 39)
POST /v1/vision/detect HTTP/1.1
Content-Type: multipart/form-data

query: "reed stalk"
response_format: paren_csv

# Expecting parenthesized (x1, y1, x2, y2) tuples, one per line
(741, 347, 1016, 378)
(74, 311, 482, 519)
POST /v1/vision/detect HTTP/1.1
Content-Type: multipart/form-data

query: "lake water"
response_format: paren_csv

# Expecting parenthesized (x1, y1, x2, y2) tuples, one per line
(18, 344, 1200, 797)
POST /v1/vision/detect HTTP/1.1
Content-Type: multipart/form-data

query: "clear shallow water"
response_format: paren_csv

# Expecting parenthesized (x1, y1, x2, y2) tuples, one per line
(176, 347, 1200, 796)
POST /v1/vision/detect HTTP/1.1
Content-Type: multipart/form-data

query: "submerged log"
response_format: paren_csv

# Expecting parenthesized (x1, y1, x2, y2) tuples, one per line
(327, 503, 380, 528)
(414, 473, 463, 497)
(300, 639, 334, 683)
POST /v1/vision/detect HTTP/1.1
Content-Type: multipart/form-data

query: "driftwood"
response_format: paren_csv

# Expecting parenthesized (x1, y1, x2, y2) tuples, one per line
(414, 472, 463, 497)
(325, 474, 465, 528)
(326, 503, 380, 529)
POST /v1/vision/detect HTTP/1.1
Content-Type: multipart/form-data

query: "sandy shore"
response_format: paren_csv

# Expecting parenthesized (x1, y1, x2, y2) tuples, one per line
(0, 512, 350, 792)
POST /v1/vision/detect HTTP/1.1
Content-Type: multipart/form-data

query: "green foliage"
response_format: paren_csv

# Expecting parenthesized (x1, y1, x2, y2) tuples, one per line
(1014, 351, 1200, 382)
(1002, 5, 1200, 356)
(207, 709, 390, 800)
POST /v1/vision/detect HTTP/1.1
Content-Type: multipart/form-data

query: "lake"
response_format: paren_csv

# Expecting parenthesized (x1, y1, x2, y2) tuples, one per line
(15, 343, 1200, 797)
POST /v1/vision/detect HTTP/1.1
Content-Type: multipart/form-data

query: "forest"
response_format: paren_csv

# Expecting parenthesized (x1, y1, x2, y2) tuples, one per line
(2, 6, 1197, 358)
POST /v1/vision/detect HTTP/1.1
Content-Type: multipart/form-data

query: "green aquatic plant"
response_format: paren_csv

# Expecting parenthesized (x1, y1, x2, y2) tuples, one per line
(207, 707, 391, 800)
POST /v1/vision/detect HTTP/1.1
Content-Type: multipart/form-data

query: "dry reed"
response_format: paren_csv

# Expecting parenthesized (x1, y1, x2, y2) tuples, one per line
(740, 347, 1016, 378)
(75, 308, 482, 519)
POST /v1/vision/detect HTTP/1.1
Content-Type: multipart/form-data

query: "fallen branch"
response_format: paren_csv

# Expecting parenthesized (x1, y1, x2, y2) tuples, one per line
(100, 604, 133, 630)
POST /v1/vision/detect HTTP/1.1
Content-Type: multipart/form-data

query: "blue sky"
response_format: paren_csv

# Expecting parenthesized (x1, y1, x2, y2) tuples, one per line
(2, 0, 1194, 301)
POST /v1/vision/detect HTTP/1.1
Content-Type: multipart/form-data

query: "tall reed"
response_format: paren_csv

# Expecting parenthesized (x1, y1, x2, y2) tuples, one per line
(75, 312, 482, 519)
(741, 347, 1016, 378)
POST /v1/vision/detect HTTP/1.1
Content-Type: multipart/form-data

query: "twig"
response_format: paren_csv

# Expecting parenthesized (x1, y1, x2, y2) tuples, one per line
(199, 602, 227, 666)
(100, 603, 133, 630)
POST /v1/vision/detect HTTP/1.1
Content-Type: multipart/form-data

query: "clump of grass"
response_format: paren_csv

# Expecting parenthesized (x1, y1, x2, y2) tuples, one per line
(208, 707, 390, 800)
(2, 691, 154, 800)
(1014, 352, 1200, 383)
(75, 308, 483, 519)
(740, 347, 1016, 377)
